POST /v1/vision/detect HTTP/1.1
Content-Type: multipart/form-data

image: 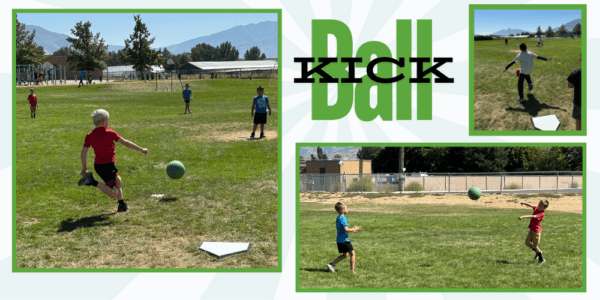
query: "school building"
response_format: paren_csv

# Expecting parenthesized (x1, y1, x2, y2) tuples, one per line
(305, 160, 372, 175)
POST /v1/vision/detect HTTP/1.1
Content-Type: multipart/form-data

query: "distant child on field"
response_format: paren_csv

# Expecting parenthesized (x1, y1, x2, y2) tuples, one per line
(537, 37, 543, 47)
(27, 88, 37, 118)
(567, 67, 582, 130)
(519, 200, 549, 264)
(78, 109, 148, 212)
(503, 43, 552, 102)
(505, 38, 508, 45)
(182, 83, 192, 114)
(327, 202, 362, 274)
(250, 86, 271, 138)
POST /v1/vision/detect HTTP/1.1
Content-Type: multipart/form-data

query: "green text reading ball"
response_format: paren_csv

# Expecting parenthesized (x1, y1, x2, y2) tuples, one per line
(468, 186, 482, 200)
(166, 160, 185, 179)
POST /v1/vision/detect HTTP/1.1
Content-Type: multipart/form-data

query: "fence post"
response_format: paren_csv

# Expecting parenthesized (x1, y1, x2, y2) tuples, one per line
(522, 176, 524, 190)
(500, 174, 504, 194)
(539, 176, 541, 190)
(486, 176, 487, 191)
(556, 172, 559, 194)
(448, 174, 451, 193)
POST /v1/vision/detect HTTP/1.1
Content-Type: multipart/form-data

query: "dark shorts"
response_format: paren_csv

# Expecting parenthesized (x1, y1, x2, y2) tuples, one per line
(94, 163, 119, 187)
(184, 100, 190, 104)
(572, 103, 581, 120)
(337, 241, 354, 254)
(254, 112, 267, 124)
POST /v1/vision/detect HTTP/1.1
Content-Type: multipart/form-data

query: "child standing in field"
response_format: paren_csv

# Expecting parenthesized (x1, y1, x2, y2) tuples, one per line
(250, 86, 271, 138)
(519, 200, 549, 264)
(182, 83, 192, 114)
(27, 88, 37, 118)
(327, 202, 362, 274)
(538, 37, 543, 47)
(567, 67, 581, 131)
(78, 109, 148, 212)
(503, 43, 552, 102)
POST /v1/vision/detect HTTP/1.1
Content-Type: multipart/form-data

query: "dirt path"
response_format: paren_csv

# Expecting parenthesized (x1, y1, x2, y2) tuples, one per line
(300, 193, 583, 214)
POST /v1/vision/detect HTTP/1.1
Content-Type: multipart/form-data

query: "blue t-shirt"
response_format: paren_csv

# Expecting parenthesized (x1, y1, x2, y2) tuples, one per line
(182, 89, 192, 101)
(336, 215, 350, 243)
(253, 95, 269, 113)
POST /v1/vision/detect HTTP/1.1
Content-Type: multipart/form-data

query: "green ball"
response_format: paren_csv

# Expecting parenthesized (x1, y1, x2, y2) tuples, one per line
(468, 186, 482, 200)
(166, 160, 185, 179)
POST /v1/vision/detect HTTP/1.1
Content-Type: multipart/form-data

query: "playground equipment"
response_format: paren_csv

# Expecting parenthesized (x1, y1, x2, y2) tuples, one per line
(16, 63, 67, 86)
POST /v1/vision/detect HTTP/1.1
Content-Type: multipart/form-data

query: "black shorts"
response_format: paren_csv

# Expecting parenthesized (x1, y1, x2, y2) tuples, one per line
(94, 163, 119, 187)
(184, 100, 190, 104)
(337, 241, 354, 254)
(254, 112, 267, 124)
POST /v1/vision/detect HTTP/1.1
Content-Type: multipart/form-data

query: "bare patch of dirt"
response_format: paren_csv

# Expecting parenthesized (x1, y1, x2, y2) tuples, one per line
(300, 193, 582, 214)
(188, 130, 278, 142)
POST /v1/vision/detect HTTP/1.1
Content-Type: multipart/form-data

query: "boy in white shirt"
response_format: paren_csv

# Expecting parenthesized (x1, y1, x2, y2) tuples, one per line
(503, 43, 552, 102)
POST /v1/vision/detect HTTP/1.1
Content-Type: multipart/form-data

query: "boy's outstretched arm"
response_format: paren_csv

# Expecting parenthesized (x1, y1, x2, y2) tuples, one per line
(344, 226, 362, 233)
(520, 202, 533, 208)
(537, 56, 552, 61)
(267, 103, 272, 116)
(80, 147, 89, 175)
(117, 138, 148, 154)
(519, 215, 536, 220)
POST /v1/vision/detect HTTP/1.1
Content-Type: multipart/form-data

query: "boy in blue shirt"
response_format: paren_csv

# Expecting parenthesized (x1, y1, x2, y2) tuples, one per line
(182, 83, 192, 114)
(250, 86, 271, 138)
(327, 202, 361, 274)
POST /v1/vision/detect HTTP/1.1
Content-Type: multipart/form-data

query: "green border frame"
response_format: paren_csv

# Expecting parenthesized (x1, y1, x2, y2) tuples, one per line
(296, 143, 586, 292)
(12, 9, 282, 273)
(469, 4, 586, 136)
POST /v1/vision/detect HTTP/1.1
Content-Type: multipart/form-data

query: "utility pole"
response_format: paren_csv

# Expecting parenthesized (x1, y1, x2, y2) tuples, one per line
(399, 147, 405, 192)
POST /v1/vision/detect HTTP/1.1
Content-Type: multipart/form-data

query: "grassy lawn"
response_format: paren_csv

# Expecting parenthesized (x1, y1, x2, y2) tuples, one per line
(15, 79, 278, 269)
(298, 202, 583, 290)
(473, 38, 581, 131)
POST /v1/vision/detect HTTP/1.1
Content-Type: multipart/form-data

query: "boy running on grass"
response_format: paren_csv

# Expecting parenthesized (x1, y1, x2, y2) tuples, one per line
(503, 43, 552, 102)
(250, 86, 271, 138)
(78, 109, 148, 212)
(327, 202, 361, 274)
(519, 200, 549, 264)
(27, 88, 37, 118)
(182, 83, 192, 114)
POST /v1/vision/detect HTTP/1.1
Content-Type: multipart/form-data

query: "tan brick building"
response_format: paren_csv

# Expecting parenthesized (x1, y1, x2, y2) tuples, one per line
(305, 160, 372, 174)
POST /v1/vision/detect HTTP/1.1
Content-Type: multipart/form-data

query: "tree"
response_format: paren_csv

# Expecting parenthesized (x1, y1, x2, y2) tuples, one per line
(545, 26, 554, 38)
(316, 147, 328, 160)
(176, 52, 191, 68)
(557, 24, 568, 36)
(65, 21, 109, 74)
(122, 15, 161, 77)
(106, 51, 123, 66)
(191, 43, 216, 61)
(244, 46, 263, 60)
(535, 26, 543, 37)
(572, 23, 581, 36)
(260, 53, 267, 60)
(357, 147, 383, 160)
(215, 41, 239, 61)
(16, 15, 45, 65)
(310, 154, 317, 160)
(333, 154, 342, 159)
(52, 46, 70, 56)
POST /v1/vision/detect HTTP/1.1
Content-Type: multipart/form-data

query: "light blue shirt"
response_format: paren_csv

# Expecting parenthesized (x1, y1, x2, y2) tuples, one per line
(336, 215, 350, 243)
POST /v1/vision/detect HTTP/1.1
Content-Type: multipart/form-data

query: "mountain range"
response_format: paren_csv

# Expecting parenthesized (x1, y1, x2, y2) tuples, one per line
(25, 21, 277, 58)
(300, 147, 361, 160)
(490, 19, 581, 35)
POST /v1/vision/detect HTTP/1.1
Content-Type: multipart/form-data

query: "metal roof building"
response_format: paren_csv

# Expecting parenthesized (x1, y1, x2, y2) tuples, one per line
(106, 65, 165, 77)
(180, 60, 277, 73)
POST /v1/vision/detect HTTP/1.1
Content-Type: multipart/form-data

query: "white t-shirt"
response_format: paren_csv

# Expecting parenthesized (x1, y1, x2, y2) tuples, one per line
(512, 51, 538, 75)
(538, 37, 542, 43)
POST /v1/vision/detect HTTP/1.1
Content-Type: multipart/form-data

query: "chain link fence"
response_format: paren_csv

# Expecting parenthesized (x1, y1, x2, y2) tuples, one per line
(300, 171, 583, 194)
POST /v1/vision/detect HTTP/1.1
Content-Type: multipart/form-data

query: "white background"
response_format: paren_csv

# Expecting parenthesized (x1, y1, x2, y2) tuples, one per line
(1, 0, 599, 299)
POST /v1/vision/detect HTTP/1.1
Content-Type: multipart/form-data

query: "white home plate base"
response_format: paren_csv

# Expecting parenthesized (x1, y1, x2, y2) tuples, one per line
(199, 242, 252, 259)
(531, 114, 560, 131)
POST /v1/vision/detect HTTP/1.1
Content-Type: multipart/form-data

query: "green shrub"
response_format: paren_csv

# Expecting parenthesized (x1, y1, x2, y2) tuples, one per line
(569, 182, 579, 188)
(329, 182, 342, 193)
(347, 176, 376, 192)
(405, 181, 424, 192)
(505, 183, 521, 190)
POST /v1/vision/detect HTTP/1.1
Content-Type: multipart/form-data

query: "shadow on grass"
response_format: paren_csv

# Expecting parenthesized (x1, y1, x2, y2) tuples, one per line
(159, 197, 178, 202)
(57, 214, 113, 233)
(300, 268, 329, 273)
(504, 94, 567, 117)
(496, 259, 512, 264)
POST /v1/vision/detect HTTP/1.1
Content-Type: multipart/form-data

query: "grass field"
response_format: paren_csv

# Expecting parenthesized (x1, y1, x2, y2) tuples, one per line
(298, 193, 583, 290)
(15, 79, 278, 269)
(473, 38, 581, 131)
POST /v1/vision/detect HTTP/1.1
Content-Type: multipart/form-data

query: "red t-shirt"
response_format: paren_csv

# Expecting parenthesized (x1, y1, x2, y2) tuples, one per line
(528, 206, 545, 233)
(83, 127, 121, 164)
(28, 94, 38, 106)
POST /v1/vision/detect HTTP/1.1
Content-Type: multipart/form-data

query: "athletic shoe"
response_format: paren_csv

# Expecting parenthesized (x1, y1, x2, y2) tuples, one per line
(517, 98, 525, 102)
(350, 270, 357, 274)
(539, 258, 546, 264)
(327, 263, 335, 273)
(78, 172, 95, 186)
(117, 203, 130, 212)
(534, 252, 540, 260)
(528, 83, 534, 91)
(250, 132, 255, 138)
(260, 132, 266, 138)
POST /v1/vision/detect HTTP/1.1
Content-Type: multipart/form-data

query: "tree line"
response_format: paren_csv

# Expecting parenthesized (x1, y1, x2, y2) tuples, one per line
(16, 14, 269, 74)
(325, 147, 582, 173)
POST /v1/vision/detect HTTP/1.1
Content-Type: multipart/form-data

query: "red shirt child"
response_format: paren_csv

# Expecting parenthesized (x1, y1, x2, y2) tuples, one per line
(28, 94, 38, 106)
(83, 127, 121, 164)
(528, 206, 545, 232)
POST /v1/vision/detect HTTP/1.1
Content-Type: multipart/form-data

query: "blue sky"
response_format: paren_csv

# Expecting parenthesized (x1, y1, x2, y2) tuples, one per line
(17, 13, 278, 48)
(474, 9, 581, 35)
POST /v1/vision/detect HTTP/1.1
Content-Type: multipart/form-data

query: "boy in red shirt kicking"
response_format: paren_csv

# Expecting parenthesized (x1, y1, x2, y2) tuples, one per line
(27, 88, 37, 118)
(78, 109, 148, 212)
(519, 199, 549, 264)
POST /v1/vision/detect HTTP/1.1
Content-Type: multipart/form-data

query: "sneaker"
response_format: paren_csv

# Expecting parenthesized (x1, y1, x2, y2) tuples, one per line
(517, 98, 525, 102)
(77, 172, 94, 186)
(327, 263, 335, 273)
(539, 258, 546, 264)
(250, 132, 255, 138)
(528, 83, 533, 91)
(534, 252, 540, 260)
(117, 203, 130, 212)
(260, 132, 266, 138)
(350, 270, 357, 274)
